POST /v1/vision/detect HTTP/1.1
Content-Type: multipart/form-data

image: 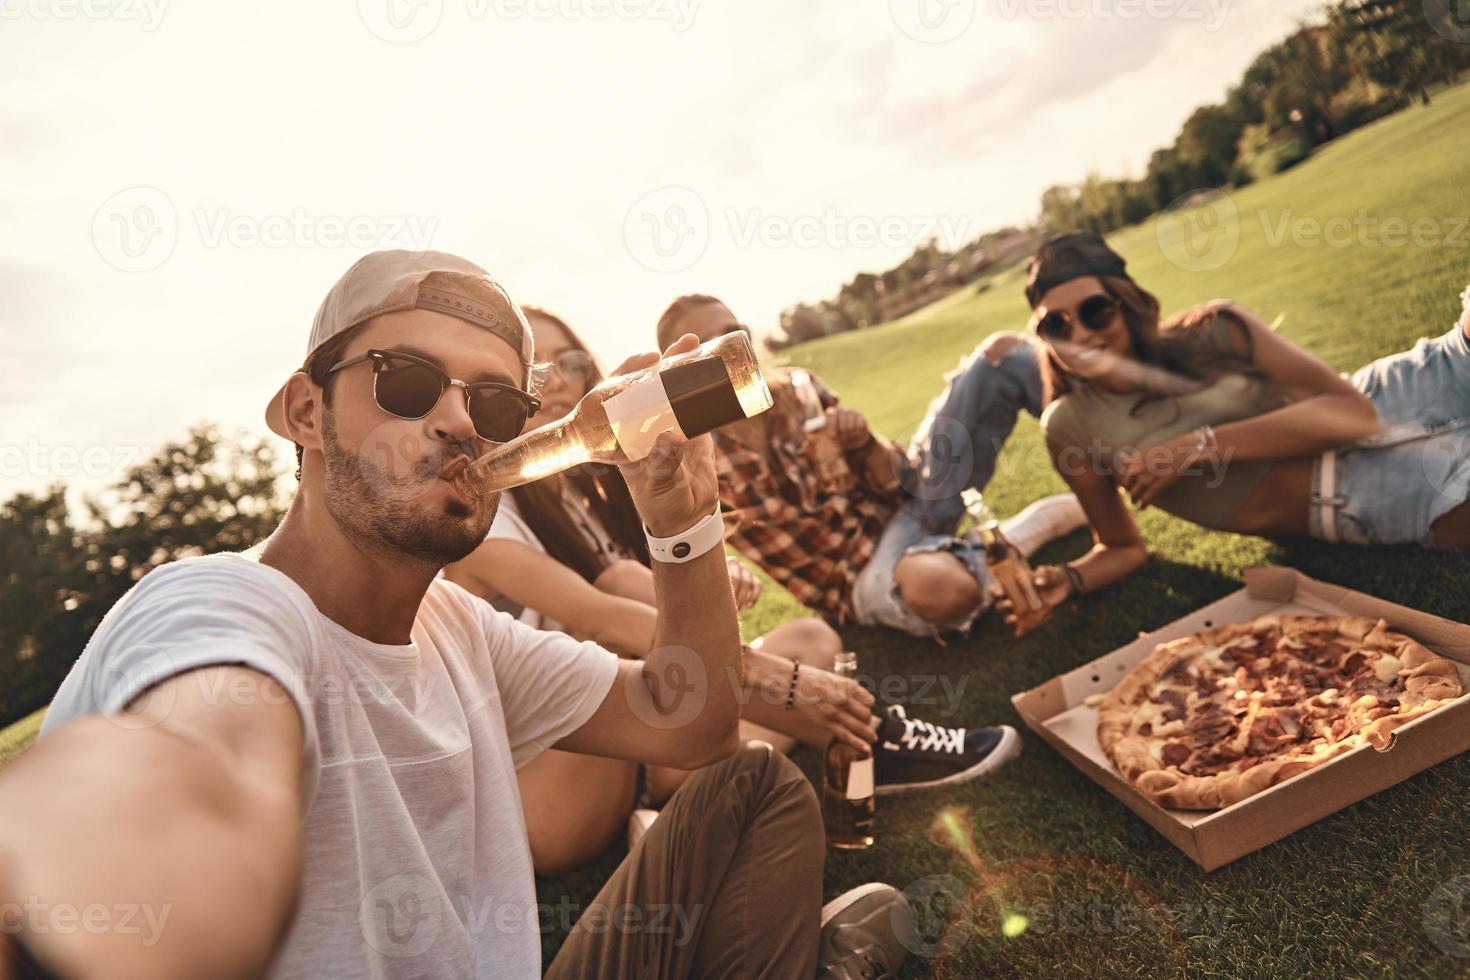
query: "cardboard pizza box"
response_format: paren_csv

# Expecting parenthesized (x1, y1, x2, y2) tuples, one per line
(1010, 566, 1470, 871)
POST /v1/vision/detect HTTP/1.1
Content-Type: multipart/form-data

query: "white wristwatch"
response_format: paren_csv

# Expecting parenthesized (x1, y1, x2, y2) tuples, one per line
(645, 502, 724, 564)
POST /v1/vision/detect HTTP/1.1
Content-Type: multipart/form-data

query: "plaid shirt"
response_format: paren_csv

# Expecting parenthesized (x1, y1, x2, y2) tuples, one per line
(714, 368, 905, 623)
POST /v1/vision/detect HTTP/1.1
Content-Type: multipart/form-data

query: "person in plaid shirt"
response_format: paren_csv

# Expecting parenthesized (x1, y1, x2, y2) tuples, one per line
(656, 295, 1086, 638)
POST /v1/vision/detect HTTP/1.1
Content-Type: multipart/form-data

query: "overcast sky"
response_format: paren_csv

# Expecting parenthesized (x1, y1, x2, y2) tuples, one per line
(0, 0, 1327, 504)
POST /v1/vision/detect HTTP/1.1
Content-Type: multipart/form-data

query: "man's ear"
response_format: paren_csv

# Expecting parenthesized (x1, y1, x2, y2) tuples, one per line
(281, 371, 325, 452)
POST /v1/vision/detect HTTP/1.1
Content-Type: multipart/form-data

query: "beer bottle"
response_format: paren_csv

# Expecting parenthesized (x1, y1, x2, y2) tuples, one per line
(790, 369, 854, 495)
(459, 331, 773, 495)
(822, 652, 875, 850)
(965, 490, 1052, 636)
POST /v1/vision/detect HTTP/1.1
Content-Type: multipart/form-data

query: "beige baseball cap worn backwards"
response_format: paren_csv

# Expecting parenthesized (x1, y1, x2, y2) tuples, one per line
(264, 249, 535, 440)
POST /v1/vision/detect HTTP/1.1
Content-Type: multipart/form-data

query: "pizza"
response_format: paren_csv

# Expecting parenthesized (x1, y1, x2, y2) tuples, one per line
(1094, 614, 1463, 810)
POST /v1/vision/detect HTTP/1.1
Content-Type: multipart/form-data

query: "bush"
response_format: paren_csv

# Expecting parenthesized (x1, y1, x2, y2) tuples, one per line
(1271, 134, 1312, 171)
(1245, 133, 1312, 182)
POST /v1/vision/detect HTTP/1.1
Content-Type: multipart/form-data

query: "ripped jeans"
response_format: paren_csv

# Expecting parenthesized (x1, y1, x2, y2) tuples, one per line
(850, 341, 1044, 637)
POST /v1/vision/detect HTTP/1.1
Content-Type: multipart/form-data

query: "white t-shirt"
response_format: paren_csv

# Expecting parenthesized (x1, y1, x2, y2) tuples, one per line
(41, 546, 620, 980)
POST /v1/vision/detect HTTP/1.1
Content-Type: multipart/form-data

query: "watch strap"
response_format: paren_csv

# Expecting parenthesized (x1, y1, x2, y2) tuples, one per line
(645, 502, 724, 563)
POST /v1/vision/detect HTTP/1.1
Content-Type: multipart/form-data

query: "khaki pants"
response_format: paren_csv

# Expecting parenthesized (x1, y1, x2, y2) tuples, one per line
(545, 741, 825, 979)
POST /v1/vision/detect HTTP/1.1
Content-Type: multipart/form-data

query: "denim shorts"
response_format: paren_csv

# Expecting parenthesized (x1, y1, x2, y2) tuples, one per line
(1310, 320, 1470, 546)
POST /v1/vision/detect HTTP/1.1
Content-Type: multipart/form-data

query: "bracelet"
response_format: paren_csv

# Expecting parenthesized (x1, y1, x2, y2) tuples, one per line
(784, 658, 801, 711)
(1062, 562, 1086, 598)
(644, 501, 723, 564)
(1190, 424, 1218, 463)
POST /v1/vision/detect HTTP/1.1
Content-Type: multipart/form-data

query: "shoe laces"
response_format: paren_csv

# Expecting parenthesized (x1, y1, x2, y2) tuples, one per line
(889, 704, 965, 755)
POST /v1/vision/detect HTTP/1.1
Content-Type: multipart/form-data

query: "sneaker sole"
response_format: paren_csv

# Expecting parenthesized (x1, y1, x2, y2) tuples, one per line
(873, 724, 1022, 797)
(819, 881, 898, 928)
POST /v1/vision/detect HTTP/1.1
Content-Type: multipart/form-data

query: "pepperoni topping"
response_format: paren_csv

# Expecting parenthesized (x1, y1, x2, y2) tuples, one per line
(1161, 742, 1192, 766)
(1158, 689, 1188, 722)
(1247, 733, 1277, 756)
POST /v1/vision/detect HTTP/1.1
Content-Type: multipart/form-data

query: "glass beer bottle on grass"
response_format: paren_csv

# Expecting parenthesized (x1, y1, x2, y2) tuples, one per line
(458, 330, 774, 496)
(823, 652, 875, 850)
(964, 489, 1052, 636)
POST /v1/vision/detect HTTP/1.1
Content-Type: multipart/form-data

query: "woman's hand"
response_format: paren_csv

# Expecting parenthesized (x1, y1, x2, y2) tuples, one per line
(1114, 436, 1202, 510)
(726, 557, 762, 610)
(616, 334, 721, 537)
(788, 664, 878, 753)
(989, 564, 1075, 626)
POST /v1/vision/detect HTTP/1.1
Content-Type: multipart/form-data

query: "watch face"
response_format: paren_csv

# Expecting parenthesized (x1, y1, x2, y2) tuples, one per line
(673, 542, 691, 559)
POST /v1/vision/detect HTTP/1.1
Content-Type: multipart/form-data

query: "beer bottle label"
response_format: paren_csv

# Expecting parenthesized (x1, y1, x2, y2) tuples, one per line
(603, 358, 743, 461)
(846, 756, 874, 800)
(604, 372, 680, 460)
(662, 357, 743, 439)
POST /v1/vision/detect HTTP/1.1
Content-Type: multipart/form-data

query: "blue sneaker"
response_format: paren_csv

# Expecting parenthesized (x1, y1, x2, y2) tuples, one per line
(873, 705, 1022, 796)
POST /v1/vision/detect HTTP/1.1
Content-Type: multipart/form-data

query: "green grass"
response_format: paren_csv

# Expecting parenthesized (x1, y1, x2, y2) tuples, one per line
(766, 79, 1470, 979)
(0, 708, 45, 769)
(8, 80, 1470, 979)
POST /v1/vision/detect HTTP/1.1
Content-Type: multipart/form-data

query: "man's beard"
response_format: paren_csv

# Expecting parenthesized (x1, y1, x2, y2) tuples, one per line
(320, 411, 497, 567)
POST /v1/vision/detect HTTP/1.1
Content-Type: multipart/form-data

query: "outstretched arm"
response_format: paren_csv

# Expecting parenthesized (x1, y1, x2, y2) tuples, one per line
(1118, 304, 1379, 508)
(995, 436, 1149, 622)
(0, 666, 304, 980)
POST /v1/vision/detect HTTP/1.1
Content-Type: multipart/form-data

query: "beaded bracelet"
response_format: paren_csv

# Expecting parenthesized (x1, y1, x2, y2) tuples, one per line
(1063, 562, 1086, 598)
(784, 658, 801, 710)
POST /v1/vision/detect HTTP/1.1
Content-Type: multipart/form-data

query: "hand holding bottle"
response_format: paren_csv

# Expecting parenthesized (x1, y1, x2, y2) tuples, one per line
(989, 564, 1073, 627)
(824, 406, 871, 451)
(613, 334, 722, 538)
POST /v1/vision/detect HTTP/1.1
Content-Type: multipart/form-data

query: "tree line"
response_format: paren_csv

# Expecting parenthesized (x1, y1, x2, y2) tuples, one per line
(1, 426, 285, 727)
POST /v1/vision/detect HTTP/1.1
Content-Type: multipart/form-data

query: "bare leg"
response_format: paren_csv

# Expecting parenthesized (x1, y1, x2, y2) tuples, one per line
(750, 617, 843, 672)
(893, 551, 985, 625)
(517, 749, 637, 875)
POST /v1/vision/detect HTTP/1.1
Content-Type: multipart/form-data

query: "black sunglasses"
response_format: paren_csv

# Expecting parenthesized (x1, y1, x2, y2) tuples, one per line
(1036, 294, 1120, 342)
(327, 349, 541, 443)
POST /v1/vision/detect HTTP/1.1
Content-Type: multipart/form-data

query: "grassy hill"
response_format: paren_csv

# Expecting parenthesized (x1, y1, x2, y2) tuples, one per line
(4, 79, 1469, 980)
(755, 78, 1470, 979)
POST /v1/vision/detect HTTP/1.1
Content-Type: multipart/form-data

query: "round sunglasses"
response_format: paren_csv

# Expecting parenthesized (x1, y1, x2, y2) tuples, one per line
(1035, 294, 1120, 343)
(327, 349, 541, 443)
(544, 349, 595, 385)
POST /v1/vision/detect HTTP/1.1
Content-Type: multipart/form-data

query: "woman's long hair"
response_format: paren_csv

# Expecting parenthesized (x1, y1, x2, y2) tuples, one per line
(1038, 275, 1259, 416)
(512, 308, 650, 580)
